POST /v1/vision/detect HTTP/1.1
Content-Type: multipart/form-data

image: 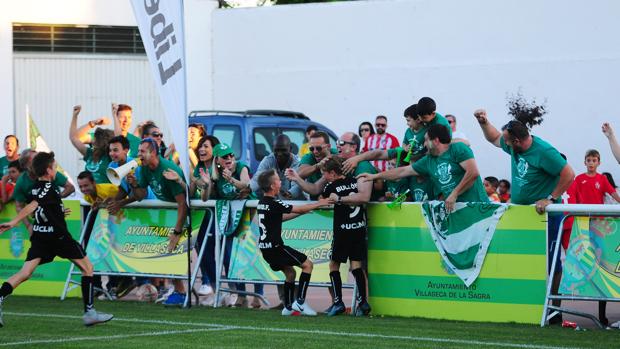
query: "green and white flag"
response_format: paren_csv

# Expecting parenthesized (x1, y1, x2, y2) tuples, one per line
(215, 200, 247, 236)
(421, 201, 508, 286)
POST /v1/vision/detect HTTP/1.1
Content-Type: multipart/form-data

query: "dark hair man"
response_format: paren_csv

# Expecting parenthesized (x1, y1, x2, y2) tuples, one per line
(364, 115, 400, 172)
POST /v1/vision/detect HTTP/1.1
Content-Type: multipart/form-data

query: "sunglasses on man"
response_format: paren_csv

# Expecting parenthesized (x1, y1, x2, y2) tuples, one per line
(309, 146, 324, 152)
(337, 140, 355, 146)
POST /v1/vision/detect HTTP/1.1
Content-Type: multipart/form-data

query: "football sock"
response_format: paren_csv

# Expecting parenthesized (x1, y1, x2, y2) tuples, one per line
(329, 271, 342, 304)
(0, 282, 13, 300)
(352, 268, 367, 304)
(82, 276, 94, 313)
(296, 272, 311, 304)
(283, 281, 294, 310)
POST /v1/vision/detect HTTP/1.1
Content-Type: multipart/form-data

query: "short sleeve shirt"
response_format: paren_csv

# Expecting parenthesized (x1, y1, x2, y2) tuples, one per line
(424, 113, 453, 137)
(567, 173, 615, 204)
(127, 133, 141, 158)
(84, 184, 119, 206)
(137, 156, 186, 202)
(408, 176, 434, 202)
(0, 156, 12, 177)
(257, 196, 293, 249)
(500, 136, 566, 204)
(402, 128, 427, 158)
(323, 177, 367, 235)
(12, 172, 68, 203)
(27, 180, 69, 237)
(84, 147, 112, 184)
(412, 142, 488, 202)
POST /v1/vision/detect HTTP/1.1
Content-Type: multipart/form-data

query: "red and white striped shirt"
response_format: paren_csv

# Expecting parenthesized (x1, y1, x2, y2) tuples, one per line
(364, 133, 400, 172)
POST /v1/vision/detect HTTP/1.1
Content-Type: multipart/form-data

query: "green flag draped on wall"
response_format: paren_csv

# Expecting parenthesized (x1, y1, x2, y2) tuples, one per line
(215, 200, 247, 236)
(421, 201, 508, 286)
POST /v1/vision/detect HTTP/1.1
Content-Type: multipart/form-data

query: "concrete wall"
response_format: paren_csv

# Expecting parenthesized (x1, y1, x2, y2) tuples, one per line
(211, 0, 620, 180)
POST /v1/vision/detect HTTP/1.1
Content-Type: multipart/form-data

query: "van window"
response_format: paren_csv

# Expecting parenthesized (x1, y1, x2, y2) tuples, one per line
(253, 127, 277, 161)
(212, 125, 241, 159)
(281, 128, 305, 155)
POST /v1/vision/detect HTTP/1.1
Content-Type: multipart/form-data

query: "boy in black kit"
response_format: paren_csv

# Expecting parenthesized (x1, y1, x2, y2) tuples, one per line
(256, 169, 329, 316)
(321, 157, 371, 316)
(0, 152, 113, 327)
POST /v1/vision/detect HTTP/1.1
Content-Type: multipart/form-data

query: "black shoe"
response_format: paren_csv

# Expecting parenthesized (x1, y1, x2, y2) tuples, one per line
(354, 301, 371, 317)
(548, 315, 562, 325)
(600, 317, 610, 327)
(327, 302, 346, 316)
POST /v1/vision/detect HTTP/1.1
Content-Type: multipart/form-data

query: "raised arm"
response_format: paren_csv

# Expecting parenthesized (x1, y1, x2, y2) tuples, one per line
(473, 109, 501, 148)
(69, 105, 88, 156)
(602, 123, 620, 164)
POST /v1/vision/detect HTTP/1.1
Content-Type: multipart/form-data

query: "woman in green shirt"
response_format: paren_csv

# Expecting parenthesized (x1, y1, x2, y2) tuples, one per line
(206, 144, 255, 200)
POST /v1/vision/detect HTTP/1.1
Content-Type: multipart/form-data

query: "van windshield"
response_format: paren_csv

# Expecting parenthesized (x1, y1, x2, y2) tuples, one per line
(253, 127, 306, 161)
(212, 125, 241, 159)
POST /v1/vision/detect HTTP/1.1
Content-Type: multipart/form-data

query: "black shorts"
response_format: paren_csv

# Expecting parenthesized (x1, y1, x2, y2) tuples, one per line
(260, 245, 307, 271)
(331, 230, 367, 264)
(26, 234, 86, 265)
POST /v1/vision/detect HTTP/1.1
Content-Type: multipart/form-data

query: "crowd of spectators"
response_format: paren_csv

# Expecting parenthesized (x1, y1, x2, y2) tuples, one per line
(1, 96, 620, 319)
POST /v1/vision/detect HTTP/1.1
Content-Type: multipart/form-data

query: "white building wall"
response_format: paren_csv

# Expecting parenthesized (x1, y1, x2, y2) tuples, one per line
(211, 0, 620, 180)
(13, 53, 165, 178)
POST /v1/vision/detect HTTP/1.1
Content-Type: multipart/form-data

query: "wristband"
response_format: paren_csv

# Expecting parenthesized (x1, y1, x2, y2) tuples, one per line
(173, 228, 183, 236)
(337, 196, 342, 204)
(546, 194, 556, 201)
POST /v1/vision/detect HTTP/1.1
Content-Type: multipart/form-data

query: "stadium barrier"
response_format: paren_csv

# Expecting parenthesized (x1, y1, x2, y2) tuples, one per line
(542, 204, 620, 328)
(0, 200, 82, 297)
(61, 200, 210, 308)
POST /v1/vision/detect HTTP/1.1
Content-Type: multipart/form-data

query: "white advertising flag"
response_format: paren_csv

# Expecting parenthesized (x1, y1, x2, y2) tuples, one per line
(131, 0, 189, 180)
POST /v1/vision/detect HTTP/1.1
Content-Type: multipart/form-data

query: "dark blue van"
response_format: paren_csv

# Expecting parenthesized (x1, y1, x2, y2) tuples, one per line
(188, 110, 338, 173)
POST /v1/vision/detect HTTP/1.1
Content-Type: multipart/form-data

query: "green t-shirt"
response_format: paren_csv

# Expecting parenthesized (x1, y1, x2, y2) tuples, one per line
(11, 172, 68, 203)
(500, 136, 566, 205)
(137, 156, 186, 202)
(299, 148, 338, 183)
(84, 147, 111, 184)
(424, 113, 453, 138)
(402, 128, 427, 158)
(209, 161, 256, 200)
(0, 156, 13, 177)
(412, 142, 488, 202)
(408, 176, 434, 202)
(127, 133, 141, 158)
(385, 178, 409, 198)
(351, 160, 377, 177)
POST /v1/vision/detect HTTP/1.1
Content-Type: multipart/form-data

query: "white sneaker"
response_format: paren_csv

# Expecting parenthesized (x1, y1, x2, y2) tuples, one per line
(225, 293, 238, 307)
(282, 307, 298, 316)
(292, 300, 317, 316)
(198, 284, 214, 296)
(200, 294, 215, 306)
(611, 320, 620, 328)
(83, 309, 113, 326)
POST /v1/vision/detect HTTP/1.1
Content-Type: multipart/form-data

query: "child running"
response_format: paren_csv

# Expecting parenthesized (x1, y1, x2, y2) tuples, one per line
(0, 152, 113, 327)
(256, 169, 329, 316)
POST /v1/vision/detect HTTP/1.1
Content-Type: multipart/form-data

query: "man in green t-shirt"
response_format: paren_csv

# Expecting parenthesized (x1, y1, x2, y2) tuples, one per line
(473, 108, 574, 209)
(129, 139, 187, 250)
(297, 131, 337, 184)
(401, 104, 427, 163)
(0, 135, 20, 178)
(288, 132, 375, 203)
(112, 103, 141, 158)
(473, 108, 575, 324)
(358, 124, 487, 211)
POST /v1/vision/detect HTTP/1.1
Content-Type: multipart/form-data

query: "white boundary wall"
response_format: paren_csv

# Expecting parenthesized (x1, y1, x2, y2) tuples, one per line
(2, 0, 620, 181)
(211, 0, 620, 180)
